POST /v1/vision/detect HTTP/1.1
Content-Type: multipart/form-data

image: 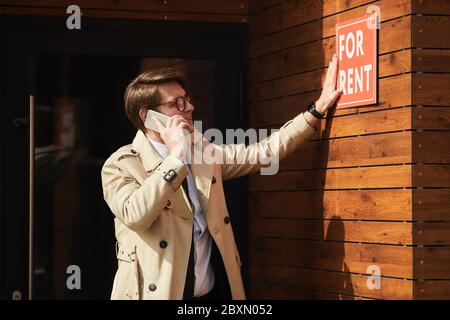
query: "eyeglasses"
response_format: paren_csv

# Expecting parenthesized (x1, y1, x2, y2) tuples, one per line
(151, 94, 193, 112)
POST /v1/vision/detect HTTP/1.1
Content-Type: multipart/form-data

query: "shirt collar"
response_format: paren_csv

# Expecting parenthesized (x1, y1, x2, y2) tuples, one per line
(146, 135, 169, 158)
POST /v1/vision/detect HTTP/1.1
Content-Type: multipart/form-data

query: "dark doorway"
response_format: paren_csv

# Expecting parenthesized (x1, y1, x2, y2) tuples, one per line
(1, 16, 247, 299)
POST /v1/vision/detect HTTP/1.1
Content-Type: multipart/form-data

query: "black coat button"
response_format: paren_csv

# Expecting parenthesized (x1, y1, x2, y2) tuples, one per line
(149, 283, 157, 292)
(160, 240, 168, 249)
(224, 216, 230, 224)
(211, 176, 216, 184)
(131, 149, 137, 154)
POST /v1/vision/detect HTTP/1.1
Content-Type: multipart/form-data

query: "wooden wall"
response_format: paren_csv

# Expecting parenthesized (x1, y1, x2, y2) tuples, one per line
(248, 0, 450, 300)
(0, 0, 248, 23)
(411, 0, 450, 300)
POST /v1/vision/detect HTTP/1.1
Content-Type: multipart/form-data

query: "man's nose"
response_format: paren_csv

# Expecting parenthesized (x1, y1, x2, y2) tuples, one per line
(186, 100, 195, 112)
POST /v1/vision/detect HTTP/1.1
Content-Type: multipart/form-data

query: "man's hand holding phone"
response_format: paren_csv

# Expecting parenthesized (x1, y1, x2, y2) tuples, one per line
(151, 114, 193, 162)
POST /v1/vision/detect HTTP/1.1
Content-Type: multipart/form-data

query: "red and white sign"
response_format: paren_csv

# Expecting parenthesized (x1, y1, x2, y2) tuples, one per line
(336, 14, 378, 109)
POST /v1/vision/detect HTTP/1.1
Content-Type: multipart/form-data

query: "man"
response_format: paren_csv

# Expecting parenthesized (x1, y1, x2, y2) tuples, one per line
(101, 54, 342, 300)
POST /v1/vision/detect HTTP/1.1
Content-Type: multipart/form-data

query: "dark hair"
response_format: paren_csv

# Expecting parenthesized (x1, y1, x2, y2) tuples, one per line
(124, 67, 186, 130)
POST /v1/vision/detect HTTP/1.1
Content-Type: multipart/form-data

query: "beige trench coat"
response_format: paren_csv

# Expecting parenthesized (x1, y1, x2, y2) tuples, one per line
(101, 112, 316, 300)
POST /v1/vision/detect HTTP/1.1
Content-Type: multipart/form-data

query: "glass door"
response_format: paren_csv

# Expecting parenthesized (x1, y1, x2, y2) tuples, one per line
(1, 16, 247, 299)
(31, 55, 217, 299)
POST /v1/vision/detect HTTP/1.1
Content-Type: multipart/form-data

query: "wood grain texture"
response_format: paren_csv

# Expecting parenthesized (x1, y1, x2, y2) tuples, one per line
(413, 74, 450, 106)
(412, 0, 450, 15)
(249, 189, 412, 220)
(414, 223, 450, 245)
(249, 218, 413, 244)
(249, 282, 375, 299)
(249, 164, 412, 191)
(250, 0, 378, 39)
(413, 15, 450, 49)
(413, 165, 450, 188)
(413, 49, 450, 73)
(249, 17, 411, 83)
(249, 0, 282, 13)
(249, 50, 412, 103)
(414, 132, 450, 164)
(249, 75, 412, 128)
(413, 107, 450, 130)
(281, 131, 412, 170)
(249, 263, 413, 299)
(0, 0, 249, 23)
(414, 281, 450, 300)
(250, 0, 411, 57)
(249, 238, 413, 278)
(415, 247, 450, 279)
(0, 0, 248, 14)
(414, 189, 450, 221)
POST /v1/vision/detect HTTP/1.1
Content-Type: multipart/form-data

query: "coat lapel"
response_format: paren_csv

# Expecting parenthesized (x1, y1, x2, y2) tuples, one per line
(190, 135, 215, 217)
(132, 130, 164, 173)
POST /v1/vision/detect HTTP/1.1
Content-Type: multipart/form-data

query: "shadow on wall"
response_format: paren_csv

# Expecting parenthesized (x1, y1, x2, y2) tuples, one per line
(321, 107, 354, 300)
(325, 216, 354, 299)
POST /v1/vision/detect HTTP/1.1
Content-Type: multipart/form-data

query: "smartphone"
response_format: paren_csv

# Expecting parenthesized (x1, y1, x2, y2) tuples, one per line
(145, 109, 169, 133)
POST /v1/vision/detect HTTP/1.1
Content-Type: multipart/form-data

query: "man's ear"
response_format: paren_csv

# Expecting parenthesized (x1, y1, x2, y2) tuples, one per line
(138, 108, 147, 123)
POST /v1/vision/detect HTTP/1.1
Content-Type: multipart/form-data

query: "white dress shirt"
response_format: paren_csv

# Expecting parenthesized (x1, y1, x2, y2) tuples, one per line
(147, 137, 215, 297)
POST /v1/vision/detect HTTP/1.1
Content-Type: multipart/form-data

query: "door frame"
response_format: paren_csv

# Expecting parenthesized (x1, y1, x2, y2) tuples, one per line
(0, 14, 248, 299)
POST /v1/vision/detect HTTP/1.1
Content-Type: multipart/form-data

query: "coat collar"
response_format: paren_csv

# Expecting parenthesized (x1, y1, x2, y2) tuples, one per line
(132, 130, 164, 172)
(131, 130, 215, 215)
